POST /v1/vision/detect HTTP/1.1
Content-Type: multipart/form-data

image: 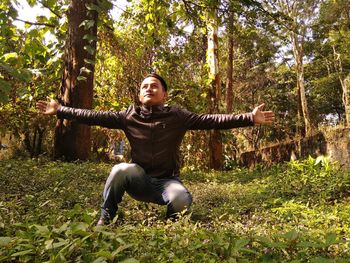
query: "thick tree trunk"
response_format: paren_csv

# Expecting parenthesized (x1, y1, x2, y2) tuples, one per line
(54, 0, 98, 160)
(207, 6, 222, 170)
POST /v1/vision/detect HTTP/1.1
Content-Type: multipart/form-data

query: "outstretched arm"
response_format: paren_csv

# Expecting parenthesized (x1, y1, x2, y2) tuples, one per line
(36, 97, 127, 129)
(180, 103, 275, 130)
(252, 103, 275, 125)
(36, 98, 60, 115)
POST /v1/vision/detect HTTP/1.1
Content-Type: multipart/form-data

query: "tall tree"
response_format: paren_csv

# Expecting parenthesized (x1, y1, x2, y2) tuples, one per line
(54, 0, 98, 160)
(309, 0, 350, 126)
(284, 0, 316, 136)
(326, 0, 350, 126)
(331, 44, 350, 126)
(225, 7, 234, 113)
(264, 0, 317, 136)
(207, 1, 222, 169)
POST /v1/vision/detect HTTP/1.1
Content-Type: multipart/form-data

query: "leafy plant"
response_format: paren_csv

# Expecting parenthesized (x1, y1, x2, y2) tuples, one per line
(0, 157, 349, 261)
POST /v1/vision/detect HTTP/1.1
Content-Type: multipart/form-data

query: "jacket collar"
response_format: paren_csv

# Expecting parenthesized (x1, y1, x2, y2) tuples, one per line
(141, 104, 165, 113)
(140, 104, 165, 118)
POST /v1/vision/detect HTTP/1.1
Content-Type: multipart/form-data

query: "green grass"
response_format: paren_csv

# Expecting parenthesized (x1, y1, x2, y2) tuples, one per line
(0, 156, 349, 262)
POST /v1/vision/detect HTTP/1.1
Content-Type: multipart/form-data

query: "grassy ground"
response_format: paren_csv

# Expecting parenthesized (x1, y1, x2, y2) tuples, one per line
(0, 156, 349, 262)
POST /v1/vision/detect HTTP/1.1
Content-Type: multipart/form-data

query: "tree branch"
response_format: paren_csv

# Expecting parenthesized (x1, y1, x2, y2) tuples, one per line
(14, 18, 56, 28)
(39, 1, 62, 19)
(110, 2, 133, 18)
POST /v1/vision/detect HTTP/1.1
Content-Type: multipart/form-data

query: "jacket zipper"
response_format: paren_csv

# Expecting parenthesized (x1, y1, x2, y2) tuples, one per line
(150, 106, 154, 169)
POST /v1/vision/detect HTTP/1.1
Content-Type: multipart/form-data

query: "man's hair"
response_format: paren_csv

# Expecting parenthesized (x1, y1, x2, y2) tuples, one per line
(145, 73, 167, 91)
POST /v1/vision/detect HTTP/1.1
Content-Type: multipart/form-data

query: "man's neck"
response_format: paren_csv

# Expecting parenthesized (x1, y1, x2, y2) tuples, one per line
(141, 103, 164, 109)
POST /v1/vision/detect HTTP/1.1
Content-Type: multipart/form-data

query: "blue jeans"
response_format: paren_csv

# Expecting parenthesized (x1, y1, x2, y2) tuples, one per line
(101, 163, 193, 221)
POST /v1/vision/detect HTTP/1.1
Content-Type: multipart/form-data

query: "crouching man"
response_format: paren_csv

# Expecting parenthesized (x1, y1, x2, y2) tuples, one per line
(36, 73, 274, 225)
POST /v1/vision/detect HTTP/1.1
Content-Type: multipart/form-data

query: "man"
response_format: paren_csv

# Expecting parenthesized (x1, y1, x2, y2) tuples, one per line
(36, 73, 275, 226)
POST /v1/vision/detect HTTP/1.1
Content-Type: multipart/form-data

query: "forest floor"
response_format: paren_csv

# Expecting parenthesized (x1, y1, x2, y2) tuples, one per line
(0, 156, 350, 262)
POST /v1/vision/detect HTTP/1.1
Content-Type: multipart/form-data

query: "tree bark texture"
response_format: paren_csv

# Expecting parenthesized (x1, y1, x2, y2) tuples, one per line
(54, 0, 98, 160)
(207, 6, 222, 170)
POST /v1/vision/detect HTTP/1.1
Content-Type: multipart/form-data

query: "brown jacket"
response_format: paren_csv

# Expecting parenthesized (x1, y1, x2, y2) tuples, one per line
(57, 104, 254, 177)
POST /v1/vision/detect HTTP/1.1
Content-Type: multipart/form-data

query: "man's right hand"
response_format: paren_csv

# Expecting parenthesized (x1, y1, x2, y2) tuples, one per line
(36, 97, 60, 115)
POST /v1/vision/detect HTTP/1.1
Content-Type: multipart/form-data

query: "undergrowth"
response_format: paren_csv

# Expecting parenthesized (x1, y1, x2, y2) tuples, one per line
(0, 156, 349, 262)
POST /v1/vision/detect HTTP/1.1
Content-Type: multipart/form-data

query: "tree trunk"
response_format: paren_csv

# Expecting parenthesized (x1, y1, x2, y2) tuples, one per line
(35, 127, 44, 156)
(207, 5, 222, 170)
(333, 45, 350, 126)
(32, 128, 37, 157)
(278, 0, 315, 136)
(296, 84, 305, 136)
(343, 75, 350, 126)
(24, 131, 32, 157)
(291, 30, 312, 136)
(225, 10, 234, 114)
(54, 0, 98, 160)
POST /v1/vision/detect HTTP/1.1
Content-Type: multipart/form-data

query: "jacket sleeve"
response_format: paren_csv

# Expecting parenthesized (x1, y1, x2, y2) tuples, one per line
(177, 108, 254, 130)
(56, 106, 128, 129)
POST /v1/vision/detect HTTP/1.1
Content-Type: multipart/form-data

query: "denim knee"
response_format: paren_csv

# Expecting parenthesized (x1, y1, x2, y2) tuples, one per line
(108, 163, 143, 183)
(164, 182, 192, 215)
(102, 163, 145, 220)
(110, 162, 139, 176)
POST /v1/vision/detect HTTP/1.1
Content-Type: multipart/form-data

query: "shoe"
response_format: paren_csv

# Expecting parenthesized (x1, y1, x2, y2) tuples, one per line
(96, 217, 109, 226)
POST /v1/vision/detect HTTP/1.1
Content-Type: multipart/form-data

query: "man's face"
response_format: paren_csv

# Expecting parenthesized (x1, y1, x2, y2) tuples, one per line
(139, 77, 167, 106)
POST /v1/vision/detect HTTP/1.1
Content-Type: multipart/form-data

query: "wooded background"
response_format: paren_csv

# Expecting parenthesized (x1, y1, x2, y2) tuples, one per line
(1, 0, 349, 170)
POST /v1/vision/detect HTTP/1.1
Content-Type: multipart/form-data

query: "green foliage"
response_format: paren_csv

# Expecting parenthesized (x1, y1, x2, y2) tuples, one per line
(0, 0, 66, 157)
(0, 157, 349, 261)
(2, 0, 349, 162)
(273, 156, 350, 203)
